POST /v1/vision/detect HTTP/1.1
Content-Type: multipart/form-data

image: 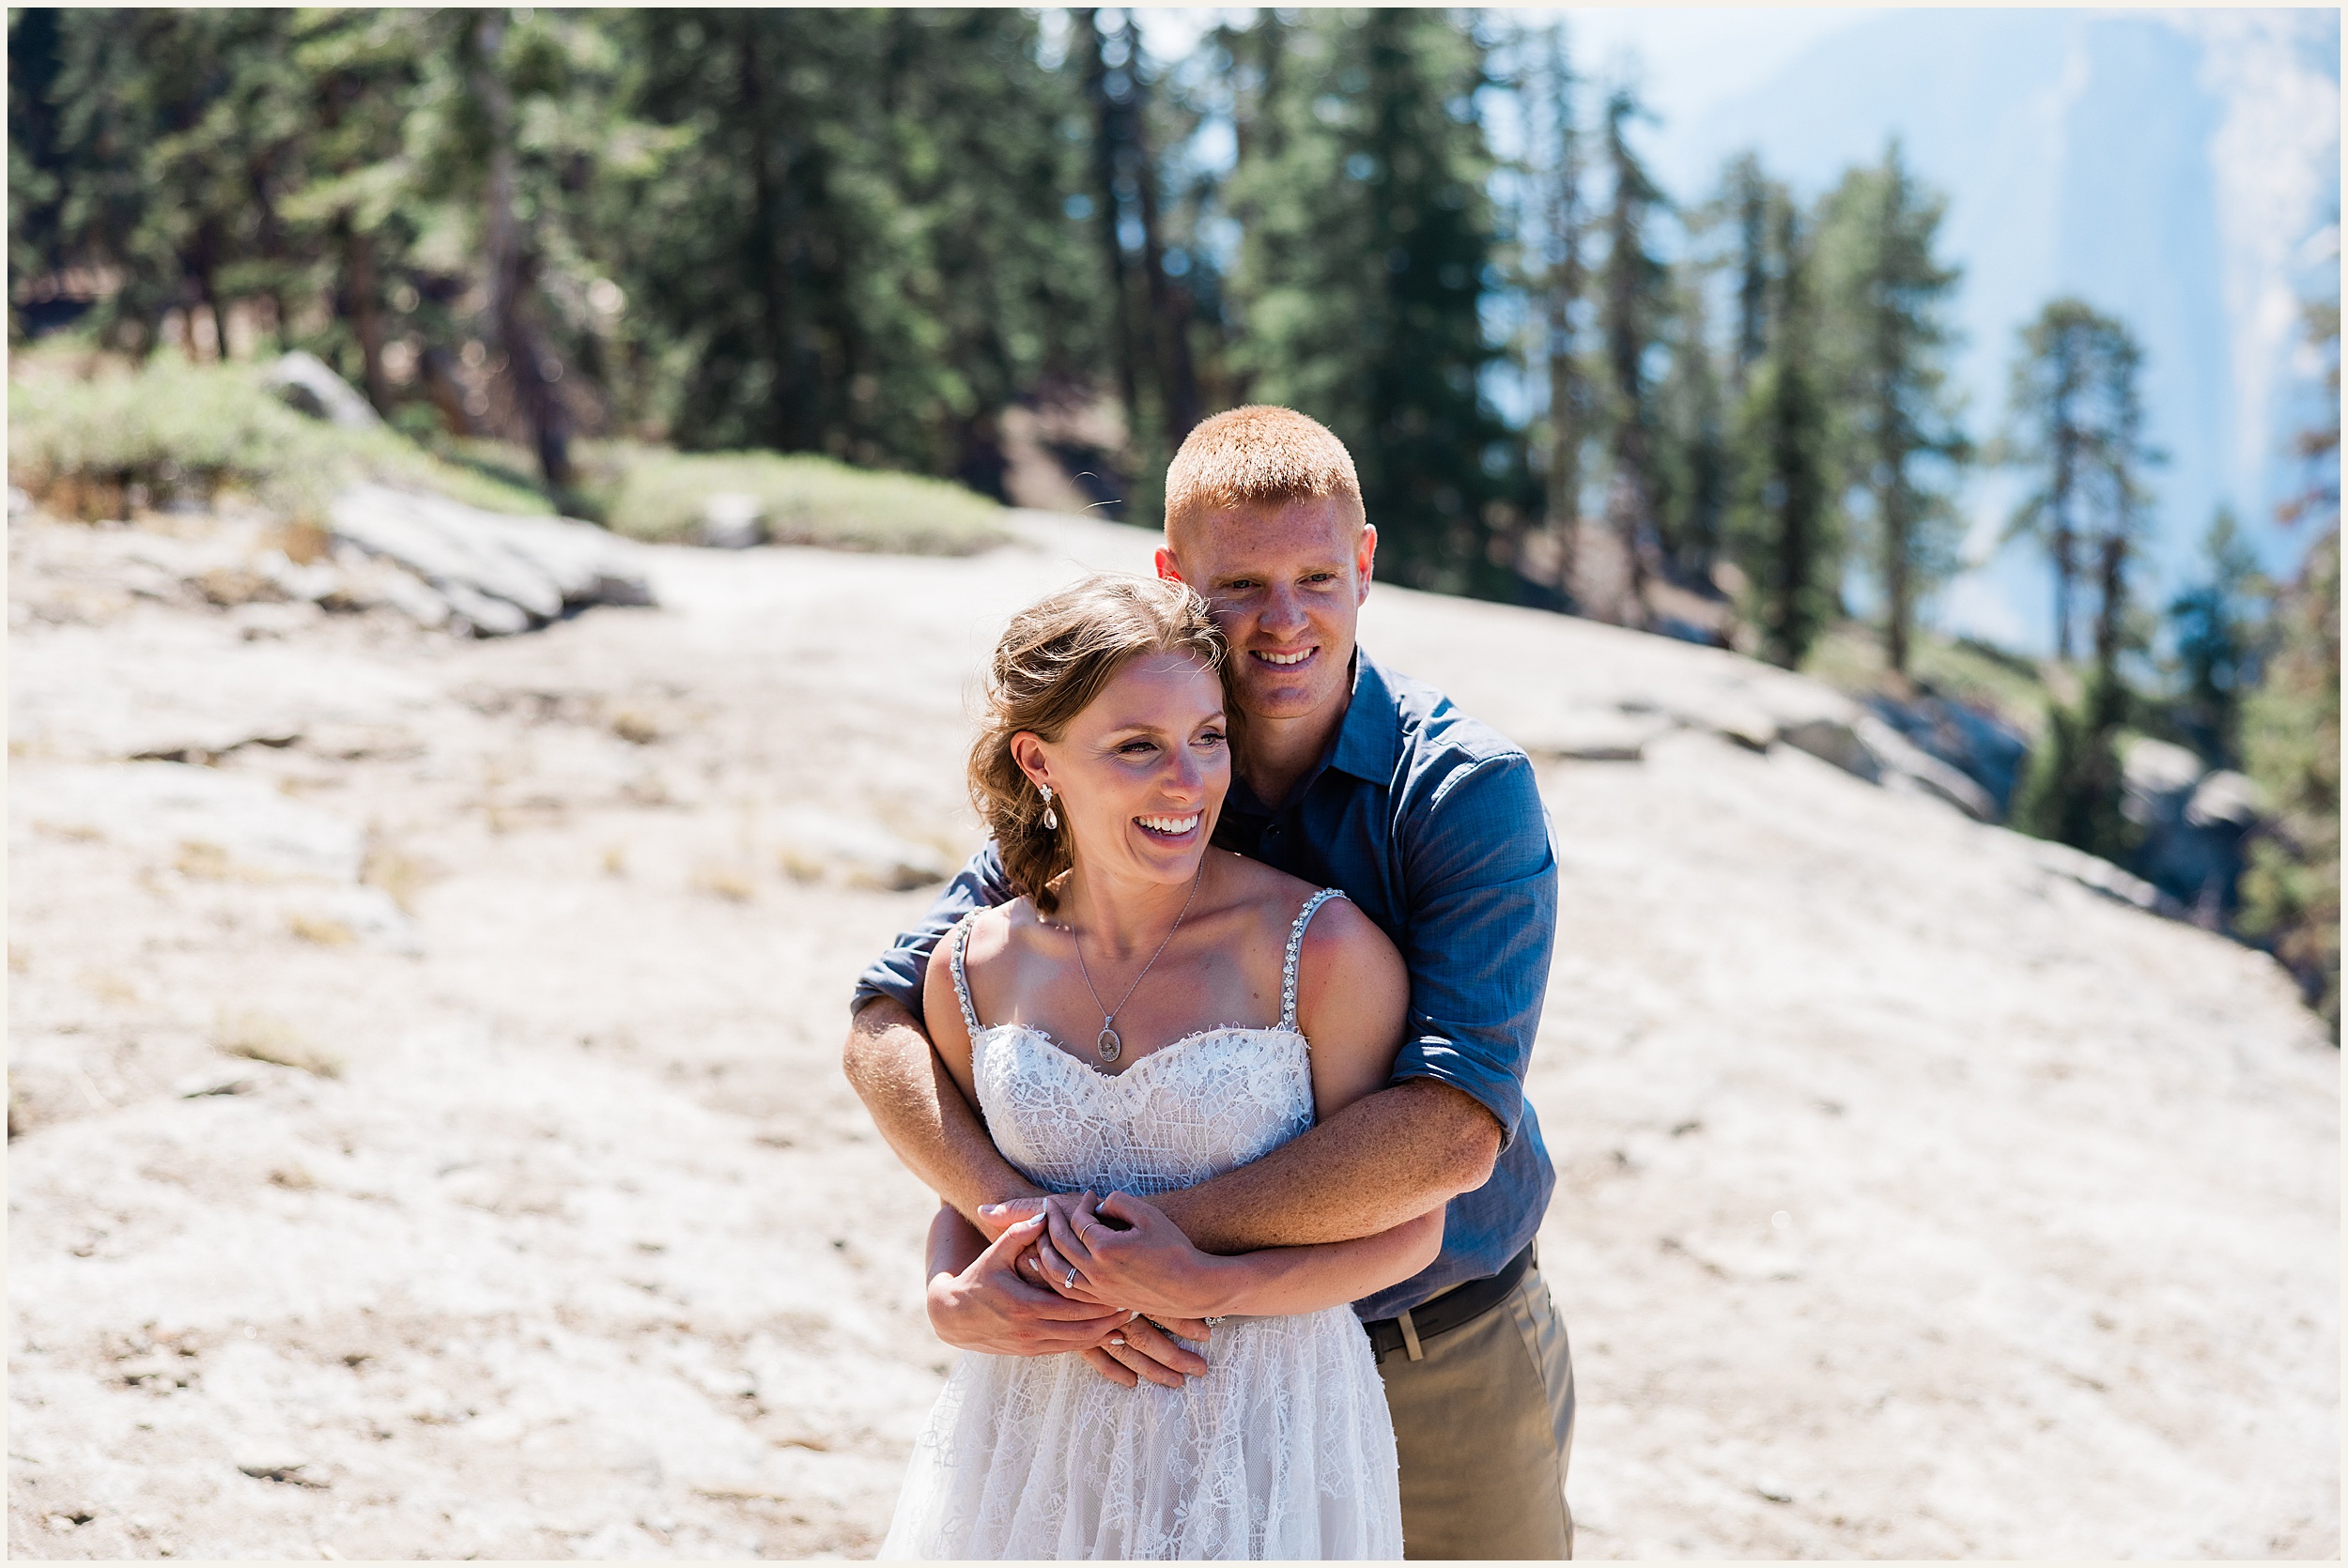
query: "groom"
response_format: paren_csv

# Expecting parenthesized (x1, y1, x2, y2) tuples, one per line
(844, 405, 1573, 1559)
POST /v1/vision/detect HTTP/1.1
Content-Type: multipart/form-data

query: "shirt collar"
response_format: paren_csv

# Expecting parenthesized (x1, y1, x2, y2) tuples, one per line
(1327, 645, 1401, 785)
(1222, 646, 1398, 818)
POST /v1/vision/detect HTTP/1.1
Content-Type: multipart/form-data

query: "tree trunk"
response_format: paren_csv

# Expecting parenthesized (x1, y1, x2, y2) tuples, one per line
(1075, 9, 1140, 438)
(1883, 479, 1911, 673)
(1733, 170, 1768, 396)
(735, 16, 797, 453)
(1542, 31, 1583, 607)
(1120, 17, 1198, 448)
(340, 221, 392, 413)
(420, 344, 472, 437)
(473, 10, 570, 491)
(2049, 337, 2079, 663)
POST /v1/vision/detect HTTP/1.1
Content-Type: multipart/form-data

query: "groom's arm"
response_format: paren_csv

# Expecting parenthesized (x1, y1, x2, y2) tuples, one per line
(843, 845, 1046, 1226)
(1156, 754, 1556, 1253)
(849, 996, 1045, 1223)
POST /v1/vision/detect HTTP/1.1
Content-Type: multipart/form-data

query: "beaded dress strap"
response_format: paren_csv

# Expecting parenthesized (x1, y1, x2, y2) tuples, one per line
(948, 916, 983, 1038)
(1280, 888, 1351, 1034)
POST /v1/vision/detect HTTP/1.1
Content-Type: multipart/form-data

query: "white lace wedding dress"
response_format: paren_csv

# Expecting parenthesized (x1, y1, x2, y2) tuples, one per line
(880, 888, 1403, 1560)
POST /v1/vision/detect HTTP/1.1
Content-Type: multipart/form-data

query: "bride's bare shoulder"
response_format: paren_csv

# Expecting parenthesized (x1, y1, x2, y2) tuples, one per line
(959, 897, 1042, 973)
(1207, 849, 1321, 916)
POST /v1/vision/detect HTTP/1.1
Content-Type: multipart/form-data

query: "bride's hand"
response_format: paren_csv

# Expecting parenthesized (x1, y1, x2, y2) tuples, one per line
(1033, 1189, 1232, 1322)
(925, 1211, 1132, 1359)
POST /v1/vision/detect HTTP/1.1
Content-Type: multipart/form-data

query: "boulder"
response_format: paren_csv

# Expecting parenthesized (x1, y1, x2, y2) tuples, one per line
(327, 484, 654, 637)
(1779, 715, 1879, 781)
(1864, 691, 2031, 816)
(695, 493, 767, 550)
(2186, 770, 2263, 831)
(2119, 745, 2263, 919)
(1853, 715, 1999, 822)
(2122, 736, 2206, 801)
(2025, 837, 2185, 918)
(259, 351, 383, 431)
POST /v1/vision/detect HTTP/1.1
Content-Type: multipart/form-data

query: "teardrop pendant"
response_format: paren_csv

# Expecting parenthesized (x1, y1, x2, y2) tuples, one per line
(1043, 806, 1058, 830)
(1095, 1026, 1122, 1063)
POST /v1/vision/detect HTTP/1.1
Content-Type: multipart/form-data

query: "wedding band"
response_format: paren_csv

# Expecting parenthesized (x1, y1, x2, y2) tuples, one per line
(1063, 1265, 1078, 1289)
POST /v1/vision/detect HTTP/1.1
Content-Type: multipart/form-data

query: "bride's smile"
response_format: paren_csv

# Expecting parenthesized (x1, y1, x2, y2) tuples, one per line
(1011, 650, 1230, 908)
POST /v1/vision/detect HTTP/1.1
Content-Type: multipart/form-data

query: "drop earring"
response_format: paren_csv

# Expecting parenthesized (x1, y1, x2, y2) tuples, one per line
(1039, 783, 1058, 831)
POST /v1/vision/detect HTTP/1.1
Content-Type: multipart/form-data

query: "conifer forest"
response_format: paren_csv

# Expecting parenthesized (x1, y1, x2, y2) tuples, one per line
(8, 8, 2337, 1025)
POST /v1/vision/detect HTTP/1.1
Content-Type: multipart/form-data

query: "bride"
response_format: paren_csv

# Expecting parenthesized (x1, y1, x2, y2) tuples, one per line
(880, 574, 1441, 1560)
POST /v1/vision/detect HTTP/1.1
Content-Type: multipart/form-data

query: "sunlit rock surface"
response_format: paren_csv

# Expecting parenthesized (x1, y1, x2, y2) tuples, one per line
(8, 506, 2334, 1560)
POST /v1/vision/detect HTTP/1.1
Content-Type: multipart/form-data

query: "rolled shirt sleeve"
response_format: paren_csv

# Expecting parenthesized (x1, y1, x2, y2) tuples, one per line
(849, 841, 1017, 1025)
(1386, 752, 1558, 1151)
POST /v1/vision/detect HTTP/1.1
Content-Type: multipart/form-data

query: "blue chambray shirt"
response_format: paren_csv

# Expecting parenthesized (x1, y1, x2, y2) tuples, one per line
(850, 647, 1559, 1322)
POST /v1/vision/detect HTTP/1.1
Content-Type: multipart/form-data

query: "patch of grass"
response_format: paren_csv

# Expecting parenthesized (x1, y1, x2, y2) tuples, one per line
(589, 443, 1012, 556)
(691, 859, 757, 902)
(8, 354, 549, 523)
(610, 707, 660, 746)
(176, 839, 235, 881)
(1800, 621, 2052, 736)
(215, 1010, 342, 1079)
(286, 914, 356, 947)
(360, 845, 437, 915)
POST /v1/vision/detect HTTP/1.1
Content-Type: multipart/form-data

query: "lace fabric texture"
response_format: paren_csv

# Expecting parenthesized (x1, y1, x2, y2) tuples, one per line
(881, 890, 1402, 1560)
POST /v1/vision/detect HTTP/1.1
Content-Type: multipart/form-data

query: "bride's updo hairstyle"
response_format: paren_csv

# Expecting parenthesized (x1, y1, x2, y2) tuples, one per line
(970, 574, 1227, 915)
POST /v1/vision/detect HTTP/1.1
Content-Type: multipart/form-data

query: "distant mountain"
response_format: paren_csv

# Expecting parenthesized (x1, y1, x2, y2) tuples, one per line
(1630, 8, 2340, 653)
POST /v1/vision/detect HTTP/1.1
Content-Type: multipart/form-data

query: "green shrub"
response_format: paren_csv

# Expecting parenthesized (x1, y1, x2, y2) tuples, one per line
(7, 358, 549, 521)
(2239, 526, 2340, 1034)
(596, 446, 1010, 555)
(2013, 669, 2134, 865)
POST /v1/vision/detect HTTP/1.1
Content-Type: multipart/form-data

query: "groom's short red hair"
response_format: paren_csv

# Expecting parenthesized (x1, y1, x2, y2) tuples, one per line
(1163, 406, 1365, 541)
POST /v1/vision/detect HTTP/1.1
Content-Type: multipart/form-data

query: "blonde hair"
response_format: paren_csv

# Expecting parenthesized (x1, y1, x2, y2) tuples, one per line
(970, 574, 1227, 915)
(1163, 405, 1366, 540)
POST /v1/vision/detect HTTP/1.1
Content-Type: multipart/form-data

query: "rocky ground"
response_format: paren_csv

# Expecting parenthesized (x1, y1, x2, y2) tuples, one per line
(8, 502, 2337, 1560)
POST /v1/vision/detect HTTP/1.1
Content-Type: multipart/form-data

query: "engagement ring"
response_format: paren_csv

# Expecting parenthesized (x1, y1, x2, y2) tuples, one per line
(1063, 1265, 1078, 1289)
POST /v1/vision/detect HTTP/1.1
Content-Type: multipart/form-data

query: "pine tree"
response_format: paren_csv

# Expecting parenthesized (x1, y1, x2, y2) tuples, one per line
(1655, 269, 1726, 586)
(23, 9, 307, 358)
(9, 8, 70, 343)
(1070, 10, 1202, 515)
(2240, 294, 2340, 1031)
(1073, 9, 1143, 444)
(2164, 508, 2269, 768)
(1595, 84, 1671, 623)
(2001, 299, 2128, 663)
(1226, 10, 1517, 595)
(1532, 23, 1592, 605)
(2012, 308, 2157, 861)
(1816, 140, 1970, 675)
(1726, 190, 1833, 668)
(617, 10, 1091, 484)
(1723, 152, 1769, 396)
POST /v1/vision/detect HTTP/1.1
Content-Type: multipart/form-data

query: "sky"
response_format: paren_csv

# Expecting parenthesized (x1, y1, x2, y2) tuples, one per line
(1124, 7, 2340, 654)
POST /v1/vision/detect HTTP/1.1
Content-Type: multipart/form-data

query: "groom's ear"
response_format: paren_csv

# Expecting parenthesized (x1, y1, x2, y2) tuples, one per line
(1153, 546, 1185, 584)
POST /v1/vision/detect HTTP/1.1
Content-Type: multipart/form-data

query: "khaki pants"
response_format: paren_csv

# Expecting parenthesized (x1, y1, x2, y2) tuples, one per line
(1376, 1262, 1575, 1560)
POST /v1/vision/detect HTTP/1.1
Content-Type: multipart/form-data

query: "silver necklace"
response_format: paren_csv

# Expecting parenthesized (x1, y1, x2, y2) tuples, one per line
(1068, 860, 1205, 1063)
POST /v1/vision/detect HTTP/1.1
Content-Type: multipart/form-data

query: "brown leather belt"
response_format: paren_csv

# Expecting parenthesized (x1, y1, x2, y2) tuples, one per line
(1364, 1241, 1535, 1365)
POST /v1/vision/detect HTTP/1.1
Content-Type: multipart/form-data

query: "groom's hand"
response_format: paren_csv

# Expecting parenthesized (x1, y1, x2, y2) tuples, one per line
(927, 1212, 1129, 1357)
(1075, 1314, 1210, 1390)
(984, 1200, 1212, 1388)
